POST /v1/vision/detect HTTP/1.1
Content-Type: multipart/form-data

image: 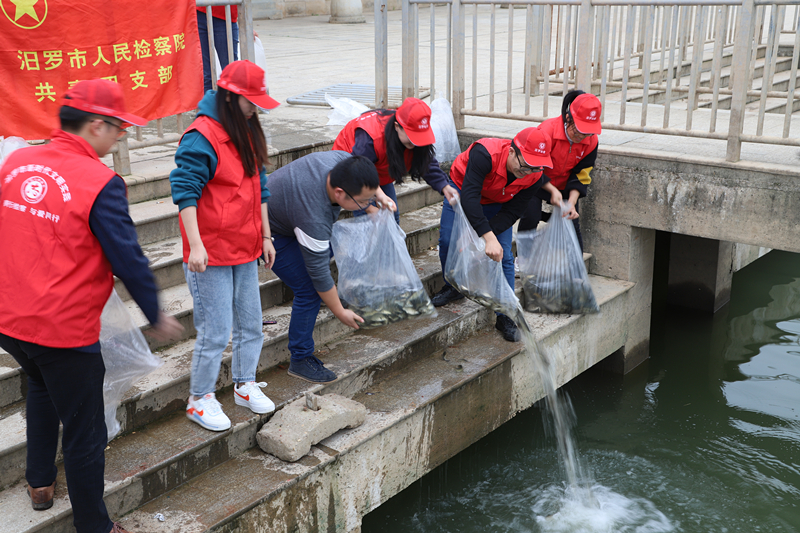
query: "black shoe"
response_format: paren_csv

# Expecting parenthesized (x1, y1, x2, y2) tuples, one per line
(495, 314, 521, 342)
(288, 356, 338, 383)
(431, 285, 465, 307)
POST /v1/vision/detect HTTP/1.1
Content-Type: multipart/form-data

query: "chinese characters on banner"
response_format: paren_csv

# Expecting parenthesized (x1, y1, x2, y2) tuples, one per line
(0, 0, 204, 139)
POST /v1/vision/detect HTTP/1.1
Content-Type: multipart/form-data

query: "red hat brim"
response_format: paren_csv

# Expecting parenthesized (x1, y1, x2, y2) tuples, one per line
(519, 148, 553, 169)
(404, 127, 435, 147)
(571, 115, 602, 135)
(244, 92, 281, 111)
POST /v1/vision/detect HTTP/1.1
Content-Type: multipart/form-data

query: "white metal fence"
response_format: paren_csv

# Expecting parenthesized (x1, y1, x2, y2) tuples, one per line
(111, 0, 254, 175)
(377, 0, 800, 162)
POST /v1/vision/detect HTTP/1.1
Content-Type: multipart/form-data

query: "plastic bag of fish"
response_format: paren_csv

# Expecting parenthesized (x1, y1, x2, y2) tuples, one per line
(331, 208, 436, 329)
(443, 197, 520, 317)
(516, 204, 599, 314)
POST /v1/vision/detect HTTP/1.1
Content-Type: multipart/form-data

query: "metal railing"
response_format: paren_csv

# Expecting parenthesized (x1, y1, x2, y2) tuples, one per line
(111, 0, 255, 175)
(381, 0, 800, 162)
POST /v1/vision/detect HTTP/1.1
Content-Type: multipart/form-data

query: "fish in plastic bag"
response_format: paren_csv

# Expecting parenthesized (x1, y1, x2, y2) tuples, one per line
(331, 209, 435, 328)
(430, 96, 461, 162)
(444, 197, 520, 317)
(516, 204, 599, 314)
(99, 290, 163, 441)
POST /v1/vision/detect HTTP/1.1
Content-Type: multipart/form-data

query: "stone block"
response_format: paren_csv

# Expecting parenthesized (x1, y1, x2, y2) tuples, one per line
(257, 393, 367, 462)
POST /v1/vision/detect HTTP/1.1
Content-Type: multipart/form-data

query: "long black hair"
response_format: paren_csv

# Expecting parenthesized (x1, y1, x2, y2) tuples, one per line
(372, 109, 435, 185)
(215, 88, 269, 178)
(561, 89, 585, 126)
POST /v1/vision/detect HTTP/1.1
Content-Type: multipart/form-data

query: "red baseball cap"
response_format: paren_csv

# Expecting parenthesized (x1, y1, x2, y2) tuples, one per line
(395, 97, 435, 147)
(569, 93, 602, 135)
(217, 60, 280, 110)
(513, 128, 553, 168)
(62, 79, 147, 127)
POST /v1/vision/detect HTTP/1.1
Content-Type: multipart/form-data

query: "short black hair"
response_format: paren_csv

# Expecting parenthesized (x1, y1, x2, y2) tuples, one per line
(329, 155, 379, 196)
(59, 104, 101, 133)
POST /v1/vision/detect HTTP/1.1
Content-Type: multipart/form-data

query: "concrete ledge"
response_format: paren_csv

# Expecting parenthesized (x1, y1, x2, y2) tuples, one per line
(114, 275, 634, 533)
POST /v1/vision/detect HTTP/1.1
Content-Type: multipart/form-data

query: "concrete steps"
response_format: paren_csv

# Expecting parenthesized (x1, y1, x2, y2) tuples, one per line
(112, 275, 634, 533)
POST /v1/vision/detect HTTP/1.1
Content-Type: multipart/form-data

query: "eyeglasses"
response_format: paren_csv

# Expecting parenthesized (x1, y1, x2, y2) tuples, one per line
(101, 120, 127, 139)
(345, 190, 376, 211)
(515, 152, 543, 175)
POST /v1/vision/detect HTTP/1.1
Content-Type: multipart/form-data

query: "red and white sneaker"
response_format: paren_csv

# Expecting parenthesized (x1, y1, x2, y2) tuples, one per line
(234, 381, 275, 414)
(186, 393, 231, 431)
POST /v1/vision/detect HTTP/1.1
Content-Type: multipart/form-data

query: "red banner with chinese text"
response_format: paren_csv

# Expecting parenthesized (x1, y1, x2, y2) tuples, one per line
(0, 0, 203, 139)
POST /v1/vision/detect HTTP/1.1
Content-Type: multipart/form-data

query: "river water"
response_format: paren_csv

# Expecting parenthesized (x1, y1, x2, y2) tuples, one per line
(363, 249, 800, 532)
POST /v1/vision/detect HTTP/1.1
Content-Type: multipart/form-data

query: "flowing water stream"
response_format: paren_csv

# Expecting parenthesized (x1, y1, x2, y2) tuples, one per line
(364, 249, 800, 532)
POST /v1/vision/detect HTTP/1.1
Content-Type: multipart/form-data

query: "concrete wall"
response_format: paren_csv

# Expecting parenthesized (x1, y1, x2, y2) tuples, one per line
(252, 0, 401, 19)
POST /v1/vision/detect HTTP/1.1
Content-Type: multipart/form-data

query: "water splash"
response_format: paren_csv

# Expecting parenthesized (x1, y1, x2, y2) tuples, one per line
(512, 308, 591, 495)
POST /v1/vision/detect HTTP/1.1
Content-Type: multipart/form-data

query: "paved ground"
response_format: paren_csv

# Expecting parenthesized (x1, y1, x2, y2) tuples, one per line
(105, 9, 800, 175)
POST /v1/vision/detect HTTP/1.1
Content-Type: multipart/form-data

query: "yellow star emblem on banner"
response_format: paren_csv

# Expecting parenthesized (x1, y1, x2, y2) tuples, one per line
(11, 0, 38, 22)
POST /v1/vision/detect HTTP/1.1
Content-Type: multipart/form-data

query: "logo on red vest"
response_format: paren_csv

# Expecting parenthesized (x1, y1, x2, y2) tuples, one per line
(21, 175, 47, 204)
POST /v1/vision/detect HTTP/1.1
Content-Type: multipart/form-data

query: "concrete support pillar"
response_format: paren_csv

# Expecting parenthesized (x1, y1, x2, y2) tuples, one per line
(330, 0, 366, 23)
(584, 220, 656, 374)
(667, 234, 733, 313)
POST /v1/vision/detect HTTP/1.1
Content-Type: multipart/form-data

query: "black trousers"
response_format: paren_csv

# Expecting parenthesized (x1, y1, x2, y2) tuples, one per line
(517, 188, 583, 252)
(0, 333, 113, 533)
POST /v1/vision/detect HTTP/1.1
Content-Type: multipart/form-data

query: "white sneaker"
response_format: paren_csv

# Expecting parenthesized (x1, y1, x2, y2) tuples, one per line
(186, 393, 231, 431)
(234, 381, 275, 414)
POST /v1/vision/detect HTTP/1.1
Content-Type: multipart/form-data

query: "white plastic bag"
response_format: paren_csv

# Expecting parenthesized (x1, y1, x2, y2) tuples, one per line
(0, 136, 29, 169)
(331, 209, 435, 328)
(326, 93, 370, 126)
(517, 204, 599, 314)
(214, 37, 269, 92)
(444, 198, 520, 317)
(99, 290, 162, 441)
(430, 96, 461, 162)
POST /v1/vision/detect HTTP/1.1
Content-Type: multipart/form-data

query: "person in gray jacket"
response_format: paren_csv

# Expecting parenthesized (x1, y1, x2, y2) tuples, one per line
(268, 152, 380, 382)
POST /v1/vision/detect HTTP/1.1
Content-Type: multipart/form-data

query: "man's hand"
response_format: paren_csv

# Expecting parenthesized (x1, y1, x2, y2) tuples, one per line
(336, 309, 364, 329)
(482, 231, 503, 262)
(147, 312, 184, 342)
(262, 238, 276, 269)
(188, 242, 208, 273)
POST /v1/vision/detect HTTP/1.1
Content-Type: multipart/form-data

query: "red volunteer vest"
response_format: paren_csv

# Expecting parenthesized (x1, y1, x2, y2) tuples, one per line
(0, 131, 116, 347)
(333, 111, 413, 186)
(449, 138, 543, 204)
(180, 116, 263, 266)
(537, 116, 598, 190)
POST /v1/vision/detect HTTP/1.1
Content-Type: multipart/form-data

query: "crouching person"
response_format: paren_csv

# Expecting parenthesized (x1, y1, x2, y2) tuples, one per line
(432, 128, 557, 342)
(267, 153, 380, 382)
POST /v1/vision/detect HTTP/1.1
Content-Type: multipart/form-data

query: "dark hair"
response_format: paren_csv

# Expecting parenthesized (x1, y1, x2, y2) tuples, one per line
(329, 155, 380, 196)
(216, 88, 269, 178)
(562, 89, 586, 125)
(372, 109, 435, 185)
(59, 104, 99, 133)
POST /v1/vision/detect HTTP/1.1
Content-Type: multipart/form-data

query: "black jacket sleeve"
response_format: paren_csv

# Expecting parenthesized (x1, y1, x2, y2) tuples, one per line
(488, 176, 547, 235)
(352, 128, 379, 163)
(562, 144, 597, 198)
(459, 144, 495, 237)
(89, 176, 160, 326)
(421, 155, 448, 194)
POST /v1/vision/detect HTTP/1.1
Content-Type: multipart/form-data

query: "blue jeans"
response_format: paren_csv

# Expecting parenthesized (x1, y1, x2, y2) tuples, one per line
(353, 182, 401, 224)
(0, 333, 113, 533)
(184, 261, 263, 397)
(438, 185, 515, 301)
(197, 11, 240, 93)
(270, 235, 325, 363)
